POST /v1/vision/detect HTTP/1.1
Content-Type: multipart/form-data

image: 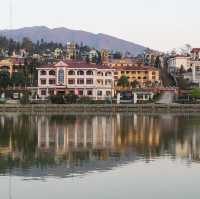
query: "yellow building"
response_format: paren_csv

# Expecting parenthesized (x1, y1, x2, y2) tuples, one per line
(103, 58, 143, 68)
(114, 66, 160, 87)
(0, 58, 24, 76)
(101, 49, 112, 62)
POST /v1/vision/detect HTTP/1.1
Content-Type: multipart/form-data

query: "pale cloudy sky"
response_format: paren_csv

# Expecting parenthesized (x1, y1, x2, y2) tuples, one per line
(0, 0, 200, 51)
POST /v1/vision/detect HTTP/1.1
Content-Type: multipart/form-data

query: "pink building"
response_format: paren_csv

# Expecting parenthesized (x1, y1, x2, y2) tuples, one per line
(37, 61, 115, 100)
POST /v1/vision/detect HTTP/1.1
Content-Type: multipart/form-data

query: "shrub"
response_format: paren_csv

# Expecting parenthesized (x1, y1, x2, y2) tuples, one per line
(64, 93, 79, 104)
(20, 92, 30, 104)
(49, 94, 65, 104)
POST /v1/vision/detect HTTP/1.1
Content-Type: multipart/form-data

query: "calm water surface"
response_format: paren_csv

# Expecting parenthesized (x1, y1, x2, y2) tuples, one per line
(0, 113, 200, 199)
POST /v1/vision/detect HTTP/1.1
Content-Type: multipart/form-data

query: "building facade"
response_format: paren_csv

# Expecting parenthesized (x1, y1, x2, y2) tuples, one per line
(37, 61, 115, 100)
(114, 66, 160, 87)
(168, 55, 191, 73)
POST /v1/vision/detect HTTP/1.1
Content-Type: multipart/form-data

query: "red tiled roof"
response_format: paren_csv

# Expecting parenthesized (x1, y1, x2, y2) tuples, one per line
(38, 60, 113, 70)
(191, 48, 200, 53)
(115, 66, 158, 71)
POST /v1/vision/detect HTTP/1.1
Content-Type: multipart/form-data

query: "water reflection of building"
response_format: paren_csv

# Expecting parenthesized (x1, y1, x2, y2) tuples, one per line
(1, 114, 200, 177)
(37, 114, 162, 157)
(37, 116, 115, 152)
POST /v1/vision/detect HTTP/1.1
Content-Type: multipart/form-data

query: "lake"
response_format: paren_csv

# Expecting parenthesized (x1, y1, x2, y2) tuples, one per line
(0, 113, 200, 199)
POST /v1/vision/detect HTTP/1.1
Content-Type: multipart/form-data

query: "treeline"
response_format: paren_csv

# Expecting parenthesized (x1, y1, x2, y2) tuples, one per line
(0, 36, 65, 56)
(0, 36, 123, 60)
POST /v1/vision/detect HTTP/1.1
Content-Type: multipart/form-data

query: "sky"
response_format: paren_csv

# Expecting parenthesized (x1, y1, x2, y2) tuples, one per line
(0, 0, 200, 51)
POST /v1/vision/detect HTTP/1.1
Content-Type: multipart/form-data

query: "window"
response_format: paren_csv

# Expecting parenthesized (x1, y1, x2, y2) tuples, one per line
(49, 70, 56, 75)
(41, 90, 46, 95)
(138, 77, 141, 79)
(79, 90, 84, 96)
(77, 79, 84, 84)
(68, 79, 75, 84)
(97, 71, 104, 76)
(105, 79, 112, 85)
(106, 91, 111, 96)
(131, 71, 136, 74)
(40, 70, 47, 75)
(68, 70, 75, 75)
(49, 79, 56, 85)
(77, 70, 84, 75)
(143, 77, 147, 80)
(114, 72, 118, 75)
(152, 76, 156, 80)
(86, 79, 93, 84)
(86, 70, 93, 75)
(97, 79, 103, 85)
(58, 69, 64, 85)
(41, 79, 46, 85)
(97, 90, 102, 96)
(49, 89, 54, 95)
(105, 72, 112, 76)
(87, 90, 93, 96)
(152, 72, 156, 75)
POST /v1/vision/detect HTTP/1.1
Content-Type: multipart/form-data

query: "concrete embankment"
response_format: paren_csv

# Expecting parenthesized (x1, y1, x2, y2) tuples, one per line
(1, 104, 200, 113)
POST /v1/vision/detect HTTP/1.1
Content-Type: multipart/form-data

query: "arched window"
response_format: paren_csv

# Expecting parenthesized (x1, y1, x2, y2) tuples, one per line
(77, 70, 84, 75)
(49, 70, 56, 75)
(97, 71, 104, 76)
(105, 72, 112, 76)
(68, 70, 75, 75)
(58, 69, 64, 85)
(40, 70, 47, 75)
(86, 70, 93, 75)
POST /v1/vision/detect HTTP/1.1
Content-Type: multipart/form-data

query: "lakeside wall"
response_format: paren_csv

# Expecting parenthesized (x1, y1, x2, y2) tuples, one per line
(1, 104, 200, 113)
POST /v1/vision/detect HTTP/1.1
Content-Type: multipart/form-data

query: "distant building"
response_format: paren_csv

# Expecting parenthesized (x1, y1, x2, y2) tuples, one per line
(168, 55, 190, 73)
(66, 42, 79, 60)
(101, 49, 112, 62)
(89, 49, 98, 63)
(0, 58, 24, 76)
(37, 60, 115, 100)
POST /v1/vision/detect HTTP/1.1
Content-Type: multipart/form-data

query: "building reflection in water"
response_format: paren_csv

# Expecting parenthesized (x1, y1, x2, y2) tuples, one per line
(0, 114, 200, 176)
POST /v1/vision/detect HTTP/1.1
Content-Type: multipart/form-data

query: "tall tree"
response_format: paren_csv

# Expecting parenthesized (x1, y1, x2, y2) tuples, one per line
(0, 71, 11, 89)
(117, 76, 129, 88)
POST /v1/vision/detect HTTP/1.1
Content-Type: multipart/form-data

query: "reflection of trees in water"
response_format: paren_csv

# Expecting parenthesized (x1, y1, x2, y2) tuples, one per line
(0, 114, 200, 174)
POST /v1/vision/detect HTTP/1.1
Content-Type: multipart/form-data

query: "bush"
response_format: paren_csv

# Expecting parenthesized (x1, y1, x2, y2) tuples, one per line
(64, 93, 79, 104)
(49, 94, 65, 104)
(20, 92, 30, 104)
(78, 97, 94, 104)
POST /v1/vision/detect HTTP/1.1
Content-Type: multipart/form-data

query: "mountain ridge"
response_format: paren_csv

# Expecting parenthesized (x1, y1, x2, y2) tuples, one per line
(0, 26, 147, 55)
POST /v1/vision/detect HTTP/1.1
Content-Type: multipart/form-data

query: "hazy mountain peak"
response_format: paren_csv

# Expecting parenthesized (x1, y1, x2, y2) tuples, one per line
(0, 26, 147, 55)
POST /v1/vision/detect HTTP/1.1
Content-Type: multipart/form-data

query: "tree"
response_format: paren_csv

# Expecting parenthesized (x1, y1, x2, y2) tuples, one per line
(65, 93, 79, 104)
(113, 51, 122, 59)
(21, 37, 33, 52)
(117, 76, 129, 88)
(154, 56, 161, 68)
(178, 77, 190, 90)
(191, 88, 200, 99)
(11, 72, 26, 87)
(131, 80, 140, 89)
(0, 71, 11, 89)
(179, 65, 186, 74)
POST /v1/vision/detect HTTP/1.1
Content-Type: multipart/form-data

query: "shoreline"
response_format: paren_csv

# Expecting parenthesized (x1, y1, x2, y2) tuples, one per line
(1, 104, 200, 113)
